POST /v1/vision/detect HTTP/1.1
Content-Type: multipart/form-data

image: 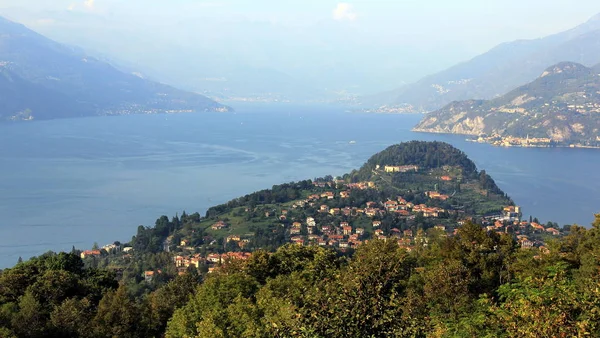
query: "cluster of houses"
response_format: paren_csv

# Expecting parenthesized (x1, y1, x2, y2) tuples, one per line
(280, 190, 455, 250)
(477, 209, 562, 249)
(171, 251, 252, 275)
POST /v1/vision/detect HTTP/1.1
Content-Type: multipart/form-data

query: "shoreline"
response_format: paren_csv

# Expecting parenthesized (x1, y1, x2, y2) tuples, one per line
(412, 129, 600, 149)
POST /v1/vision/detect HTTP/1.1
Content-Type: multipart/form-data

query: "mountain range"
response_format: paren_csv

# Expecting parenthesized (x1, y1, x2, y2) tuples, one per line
(0, 16, 230, 122)
(376, 13, 600, 112)
(413, 62, 600, 146)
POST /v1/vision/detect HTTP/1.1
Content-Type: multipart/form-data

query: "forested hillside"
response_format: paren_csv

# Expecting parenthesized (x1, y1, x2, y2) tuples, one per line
(1, 217, 599, 337)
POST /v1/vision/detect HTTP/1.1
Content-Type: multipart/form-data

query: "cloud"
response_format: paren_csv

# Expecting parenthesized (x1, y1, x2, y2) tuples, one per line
(333, 3, 357, 21)
(67, 0, 95, 11)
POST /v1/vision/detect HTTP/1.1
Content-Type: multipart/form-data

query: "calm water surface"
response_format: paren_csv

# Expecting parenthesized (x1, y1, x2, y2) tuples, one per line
(1, 103, 599, 267)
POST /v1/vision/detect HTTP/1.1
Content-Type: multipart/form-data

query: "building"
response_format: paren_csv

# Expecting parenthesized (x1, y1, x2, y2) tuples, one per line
(384, 165, 419, 173)
(80, 250, 101, 259)
(211, 221, 228, 230)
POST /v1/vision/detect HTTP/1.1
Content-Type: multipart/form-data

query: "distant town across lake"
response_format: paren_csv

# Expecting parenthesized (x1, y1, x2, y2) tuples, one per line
(0, 102, 599, 268)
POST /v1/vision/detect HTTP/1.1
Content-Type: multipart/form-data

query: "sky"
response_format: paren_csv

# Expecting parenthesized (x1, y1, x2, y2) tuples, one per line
(1, 0, 599, 96)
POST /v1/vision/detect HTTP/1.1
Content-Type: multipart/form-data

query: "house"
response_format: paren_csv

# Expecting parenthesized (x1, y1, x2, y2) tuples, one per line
(320, 205, 330, 213)
(308, 194, 321, 201)
(238, 239, 250, 249)
(426, 191, 449, 201)
(343, 226, 353, 235)
(340, 222, 349, 227)
(366, 201, 378, 208)
(318, 239, 328, 246)
(395, 210, 411, 216)
(144, 271, 156, 283)
(340, 191, 351, 198)
(207, 253, 221, 263)
(321, 192, 335, 200)
(434, 225, 446, 231)
(329, 235, 344, 241)
(441, 176, 452, 181)
(211, 221, 228, 230)
(403, 230, 413, 238)
(180, 239, 189, 247)
(372, 220, 382, 227)
(102, 244, 119, 252)
(384, 165, 419, 173)
(307, 217, 316, 227)
(222, 252, 252, 261)
(122, 247, 133, 253)
(339, 241, 349, 249)
(174, 255, 188, 267)
(546, 228, 560, 236)
(227, 235, 241, 242)
(290, 237, 305, 246)
(189, 256, 202, 268)
(365, 208, 378, 217)
(520, 239, 534, 249)
(356, 228, 365, 235)
(292, 222, 302, 228)
(531, 222, 545, 231)
(281, 210, 288, 215)
(374, 229, 384, 236)
(385, 200, 399, 211)
(290, 227, 302, 235)
(80, 250, 101, 259)
(329, 208, 341, 215)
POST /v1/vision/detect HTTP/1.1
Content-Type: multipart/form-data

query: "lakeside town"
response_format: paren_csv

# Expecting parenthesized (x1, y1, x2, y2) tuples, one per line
(78, 162, 566, 280)
(468, 134, 600, 149)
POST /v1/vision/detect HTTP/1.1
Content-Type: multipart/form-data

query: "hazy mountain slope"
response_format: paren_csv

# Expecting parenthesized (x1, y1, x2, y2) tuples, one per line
(0, 68, 89, 120)
(413, 62, 600, 146)
(384, 13, 600, 112)
(0, 16, 229, 121)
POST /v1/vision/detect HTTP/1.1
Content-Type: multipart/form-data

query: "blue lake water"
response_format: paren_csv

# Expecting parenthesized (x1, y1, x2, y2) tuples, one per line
(1, 103, 599, 268)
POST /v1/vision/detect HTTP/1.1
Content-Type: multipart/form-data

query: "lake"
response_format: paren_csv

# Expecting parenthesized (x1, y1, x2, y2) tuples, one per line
(1, 103, 599, 268)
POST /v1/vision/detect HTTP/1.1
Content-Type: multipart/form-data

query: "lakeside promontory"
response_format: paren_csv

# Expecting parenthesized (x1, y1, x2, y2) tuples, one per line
(413, 62, 600, 148)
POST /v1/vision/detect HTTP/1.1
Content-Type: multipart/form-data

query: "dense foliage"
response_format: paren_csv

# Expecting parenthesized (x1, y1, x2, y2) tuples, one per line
(2, 215, 600, 337)
(361, 141, 478, 176)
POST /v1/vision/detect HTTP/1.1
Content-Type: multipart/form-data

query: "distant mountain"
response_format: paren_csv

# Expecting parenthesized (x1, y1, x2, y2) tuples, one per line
(413, 62, 600, 147)
(379, 13, 600, 112)
(0, 16, 230, 121)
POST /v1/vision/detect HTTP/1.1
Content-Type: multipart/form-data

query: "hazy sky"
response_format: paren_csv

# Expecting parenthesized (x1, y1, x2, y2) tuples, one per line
(1, 0, 599, 94)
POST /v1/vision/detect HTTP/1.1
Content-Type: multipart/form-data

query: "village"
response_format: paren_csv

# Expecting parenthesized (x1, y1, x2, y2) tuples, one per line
(162, 166, 564, 276)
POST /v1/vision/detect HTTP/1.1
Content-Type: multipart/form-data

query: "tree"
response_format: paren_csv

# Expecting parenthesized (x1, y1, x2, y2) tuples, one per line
(11, 291, 46, 338)
(49, 297, 93, 337)
(92, 286, 141, 338)
(490, 263, 600, 337)
(166, 273, 259, 337)
(300, 240, 416, 336)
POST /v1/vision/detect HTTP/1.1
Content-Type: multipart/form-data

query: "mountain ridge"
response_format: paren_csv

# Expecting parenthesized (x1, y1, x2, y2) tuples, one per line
(413, 61, 600, 147)
(0, 16, 231, 121)
(376, 13, 600, 112)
